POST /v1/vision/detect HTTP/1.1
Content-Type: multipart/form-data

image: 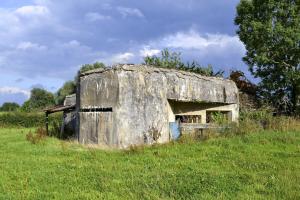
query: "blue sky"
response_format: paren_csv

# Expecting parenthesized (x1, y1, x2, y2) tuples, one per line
(0, 0, 248, 106)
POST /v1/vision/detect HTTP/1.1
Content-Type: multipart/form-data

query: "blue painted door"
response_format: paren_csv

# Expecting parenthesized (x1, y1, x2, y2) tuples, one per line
(169, 122, 180, 140)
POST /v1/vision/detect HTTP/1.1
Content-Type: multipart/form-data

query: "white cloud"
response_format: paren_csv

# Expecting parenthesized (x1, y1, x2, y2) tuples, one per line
(154, 30, 244, 52)
(117, 7, 144, 18)
(17, 41, 47, 50)
(113, 52, 135, 63)
(15, 5, 49, 17)
(0, 4, 54, 47)
(85, 12, 111, 22)
(104, 52, 135, 64)
(66, 40, 80, 47)
(0, 87, 30, 98)
(95, 30, 245, 67)
(139, 46, 160, 57)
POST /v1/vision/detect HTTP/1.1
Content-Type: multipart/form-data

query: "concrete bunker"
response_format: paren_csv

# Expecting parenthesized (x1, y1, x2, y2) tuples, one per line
(75, 64, 239, 149)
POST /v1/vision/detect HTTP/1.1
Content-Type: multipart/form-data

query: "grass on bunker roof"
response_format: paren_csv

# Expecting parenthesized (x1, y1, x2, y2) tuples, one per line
(0, 128, 299, 199)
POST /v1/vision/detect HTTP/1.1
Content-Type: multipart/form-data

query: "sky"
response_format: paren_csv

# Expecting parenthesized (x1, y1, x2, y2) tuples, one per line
(0, 0, 249, 106)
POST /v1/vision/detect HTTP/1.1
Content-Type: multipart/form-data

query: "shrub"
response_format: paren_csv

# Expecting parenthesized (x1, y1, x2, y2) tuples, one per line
(26, 127, 47, 144)
(210, 112, 230, 125)
(48, 118, 64, 139)
(21, 88, 55, 112)
(0, 102, 20, 112)
(192, 110, 300, 141)
(0, 112, 62, 128)
(144, 49, 224, 77)
(222, 111, 300, 137)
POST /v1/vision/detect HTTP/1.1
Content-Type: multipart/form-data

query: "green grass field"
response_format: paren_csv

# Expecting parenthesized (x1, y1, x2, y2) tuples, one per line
(0, 128, 299, 200)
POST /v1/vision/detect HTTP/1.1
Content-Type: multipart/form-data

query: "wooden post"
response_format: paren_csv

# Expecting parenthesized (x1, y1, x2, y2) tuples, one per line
(45, 112, 49, 136)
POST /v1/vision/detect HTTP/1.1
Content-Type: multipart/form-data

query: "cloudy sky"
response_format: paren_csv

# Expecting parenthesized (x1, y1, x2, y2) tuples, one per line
(0, 0, 248, 106)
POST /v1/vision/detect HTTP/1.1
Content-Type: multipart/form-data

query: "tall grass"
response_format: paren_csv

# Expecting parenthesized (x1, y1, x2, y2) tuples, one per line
(1, 128, 299, 199)
(212, 110, 300, 137)
(183, 110, 300, 143)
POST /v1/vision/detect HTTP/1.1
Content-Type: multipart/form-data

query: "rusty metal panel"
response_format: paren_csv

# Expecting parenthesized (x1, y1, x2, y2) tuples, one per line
(79, 112, 113, 146)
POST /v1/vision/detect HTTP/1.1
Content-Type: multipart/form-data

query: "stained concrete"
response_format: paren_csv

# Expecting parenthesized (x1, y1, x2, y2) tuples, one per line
(77, 64, 239, 148)
(64, 94, 76, 106)
(62, 94, 76, 137)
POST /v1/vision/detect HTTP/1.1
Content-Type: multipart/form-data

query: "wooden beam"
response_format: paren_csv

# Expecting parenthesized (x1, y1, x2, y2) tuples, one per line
(45, 112, 49, 136)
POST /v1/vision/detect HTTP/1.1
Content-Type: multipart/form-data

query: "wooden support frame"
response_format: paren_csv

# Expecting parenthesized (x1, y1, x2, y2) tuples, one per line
(44, 105, 75, 136)
(45, 111, 49, 136)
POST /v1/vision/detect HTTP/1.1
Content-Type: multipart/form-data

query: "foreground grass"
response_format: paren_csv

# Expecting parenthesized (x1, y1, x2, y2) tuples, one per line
(0, 128, 299, 199)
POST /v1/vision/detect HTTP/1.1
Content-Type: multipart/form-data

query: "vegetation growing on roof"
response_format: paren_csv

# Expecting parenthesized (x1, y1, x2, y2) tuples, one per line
(144, 49, 224, 77)
(79, 62, 106, 73)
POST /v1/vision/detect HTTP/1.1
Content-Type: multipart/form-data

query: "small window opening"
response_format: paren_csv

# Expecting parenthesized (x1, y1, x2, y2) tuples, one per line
(80, 107, 112, 112)
(175, 115, 202, 124)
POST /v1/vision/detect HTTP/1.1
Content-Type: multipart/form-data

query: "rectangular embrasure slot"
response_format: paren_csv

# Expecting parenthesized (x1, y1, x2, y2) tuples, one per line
(80, 107, 113, 112)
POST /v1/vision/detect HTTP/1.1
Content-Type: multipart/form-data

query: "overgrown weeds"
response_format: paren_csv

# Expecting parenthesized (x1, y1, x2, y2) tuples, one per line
(26, 127, 47, 144)
(178, 129, 218, 143)
(238, 110, 300, 133)
(180, 110, 300, 143)
(124, 145, 145, 154)
(48, 120, 62, 138)
(224, 112, 299, 138)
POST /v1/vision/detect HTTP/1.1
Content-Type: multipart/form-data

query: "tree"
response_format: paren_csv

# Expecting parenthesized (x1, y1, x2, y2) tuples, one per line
(144, 49, 185, 69)
(21, 88, 55, 112)
(0, 102, 20, 112)
(20, 100, 31, 112)
(55, 81, 76, 105)
(144, 49, 224, 77)
(235, 0, 300, 115)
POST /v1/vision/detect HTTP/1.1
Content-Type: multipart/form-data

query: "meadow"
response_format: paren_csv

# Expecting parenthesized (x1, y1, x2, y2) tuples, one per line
(0, 127, 299, 199)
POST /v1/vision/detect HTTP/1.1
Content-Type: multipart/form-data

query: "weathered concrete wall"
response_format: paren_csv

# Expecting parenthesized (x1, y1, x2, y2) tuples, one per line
(79, 112, 115, 145)
(62, 94, 76, 136)
(64, 94, 76, 106)
(113, 65, 238, 148)
(115, 68, 170, 147)
(79, 70, 119, 146)
(79, 64, 239, 148)
(80, 71, 119, 108)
